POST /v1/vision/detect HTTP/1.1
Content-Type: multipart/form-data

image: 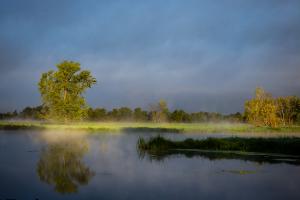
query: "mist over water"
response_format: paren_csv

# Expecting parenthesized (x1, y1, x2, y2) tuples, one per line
(0, 130, 299, 200)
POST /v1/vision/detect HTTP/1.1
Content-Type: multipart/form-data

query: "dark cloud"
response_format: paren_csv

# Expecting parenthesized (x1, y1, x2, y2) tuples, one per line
(0, 0, 300, 113)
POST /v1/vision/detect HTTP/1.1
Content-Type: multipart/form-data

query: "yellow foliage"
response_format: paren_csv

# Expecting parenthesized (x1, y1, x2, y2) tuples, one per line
(276, 96, 299, 125)
(245, 87, 279, 127)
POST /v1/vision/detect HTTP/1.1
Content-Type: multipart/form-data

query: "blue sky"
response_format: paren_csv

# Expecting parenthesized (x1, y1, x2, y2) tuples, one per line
(0, 0, 299, 113)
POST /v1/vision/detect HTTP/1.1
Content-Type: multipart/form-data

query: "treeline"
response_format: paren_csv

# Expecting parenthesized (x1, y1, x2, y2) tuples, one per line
(2, 88, 299, 126)
(86, 106, 243, 122)
(245, 87, 300, 127)
(0, 100, 243, 123)
(0, 105, 45, 120)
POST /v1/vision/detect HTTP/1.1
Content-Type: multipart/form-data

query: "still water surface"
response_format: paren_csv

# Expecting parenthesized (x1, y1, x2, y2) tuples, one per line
(0, 130, 299, 200)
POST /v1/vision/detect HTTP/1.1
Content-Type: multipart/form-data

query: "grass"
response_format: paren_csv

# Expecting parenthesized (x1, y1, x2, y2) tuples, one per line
(220, 169, 257, 175)
(137, 145, 300, 165)
(137, 136, 300, 156)
(1, 121, 300, 135)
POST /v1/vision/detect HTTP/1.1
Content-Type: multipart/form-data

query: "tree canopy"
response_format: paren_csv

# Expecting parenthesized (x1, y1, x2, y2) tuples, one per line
(38, 61, 96, 122)
(244, 87, 300, 127)
(150, 99, 169, 122)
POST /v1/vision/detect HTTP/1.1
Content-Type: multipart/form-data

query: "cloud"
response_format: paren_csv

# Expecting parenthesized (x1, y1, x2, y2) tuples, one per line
(0, 0, 299, 113)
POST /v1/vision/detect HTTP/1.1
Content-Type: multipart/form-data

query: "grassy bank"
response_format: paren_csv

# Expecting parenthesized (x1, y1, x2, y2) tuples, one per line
(1, 121, 300, 135)
(138, 136, 300, 156)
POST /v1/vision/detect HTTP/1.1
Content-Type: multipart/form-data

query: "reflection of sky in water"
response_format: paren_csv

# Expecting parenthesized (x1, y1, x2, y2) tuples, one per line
(0, 130, 300, 200)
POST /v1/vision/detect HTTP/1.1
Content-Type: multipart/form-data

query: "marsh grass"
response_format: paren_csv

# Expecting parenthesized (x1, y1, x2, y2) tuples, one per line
(137, 146, 300, 165)
(220, 169, 257, 175)
(137, 136, 300, 156)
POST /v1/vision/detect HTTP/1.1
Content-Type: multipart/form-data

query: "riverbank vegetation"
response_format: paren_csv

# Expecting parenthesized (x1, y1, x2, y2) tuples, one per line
(137, 142, 300, 165)
(137, 136, 300, 156)
(1, 121, 300, 135)
(2, 88, 300, 126)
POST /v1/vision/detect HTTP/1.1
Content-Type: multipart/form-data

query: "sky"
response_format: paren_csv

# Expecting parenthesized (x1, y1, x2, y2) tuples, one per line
(0, 0, 299, 113)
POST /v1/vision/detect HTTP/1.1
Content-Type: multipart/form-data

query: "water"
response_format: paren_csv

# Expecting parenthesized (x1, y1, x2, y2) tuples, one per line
(0, 130, 300, 200)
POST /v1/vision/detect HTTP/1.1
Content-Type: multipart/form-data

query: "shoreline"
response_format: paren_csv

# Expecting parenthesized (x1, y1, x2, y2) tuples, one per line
(137, 136, 300, 157)
(1, 121, 300, 136)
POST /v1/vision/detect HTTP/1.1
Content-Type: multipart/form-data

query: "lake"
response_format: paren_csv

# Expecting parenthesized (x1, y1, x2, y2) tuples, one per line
(0, 130, 300, 200)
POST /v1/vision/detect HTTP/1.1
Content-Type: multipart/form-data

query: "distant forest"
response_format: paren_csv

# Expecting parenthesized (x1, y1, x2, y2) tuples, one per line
(0, 103, 243, 123)
(1, 88, 300, 126)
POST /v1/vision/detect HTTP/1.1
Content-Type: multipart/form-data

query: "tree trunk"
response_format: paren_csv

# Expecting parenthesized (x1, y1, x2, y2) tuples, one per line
(64, 89, 67, 102)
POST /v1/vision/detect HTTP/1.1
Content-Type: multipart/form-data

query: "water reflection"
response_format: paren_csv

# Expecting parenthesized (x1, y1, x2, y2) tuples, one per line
(1, 131, 300, 199)
(36, 132, 95, 194)
(137, 146, 300, 165)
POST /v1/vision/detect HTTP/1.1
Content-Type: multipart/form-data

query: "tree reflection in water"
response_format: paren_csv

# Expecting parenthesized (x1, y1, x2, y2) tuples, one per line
(37, 135, 95, 194)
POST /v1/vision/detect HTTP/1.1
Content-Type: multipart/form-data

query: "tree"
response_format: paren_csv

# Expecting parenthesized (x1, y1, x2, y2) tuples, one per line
(150, 99, 169, 122)
(224, 112, 244, 122)
(244, 87, 279, 127)
(133, 107, 148, 122)
(118, 107, 133, 121)
(106, 107, 133, 121)
(190, 112, 208, 122)
(0, 110, 18, 119)
(170, 110, 191, 122)
(207, 112, 223, 122)
(38, 61, 96, 122)
(87, 107, 107, 121)
(20, 105, 48, 120)
(276, 96, 300, 125)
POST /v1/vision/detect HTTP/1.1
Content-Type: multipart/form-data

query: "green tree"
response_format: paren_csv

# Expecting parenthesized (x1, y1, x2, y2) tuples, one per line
(224, 112, 243, 122)
(38, 61, 96, 122)
(106, 107, 133, 121)
(133, 107, 148, 122)
(20, 105, 48, 120)
(118, 107, 133, 121)
(87, 107, 107, 121)
(0, 110, 18, 119)
(190, 112, 208, 122)
(150, 99, 169, 122)
(170, 110, 191, 122)
(207, 112, 223, 122)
